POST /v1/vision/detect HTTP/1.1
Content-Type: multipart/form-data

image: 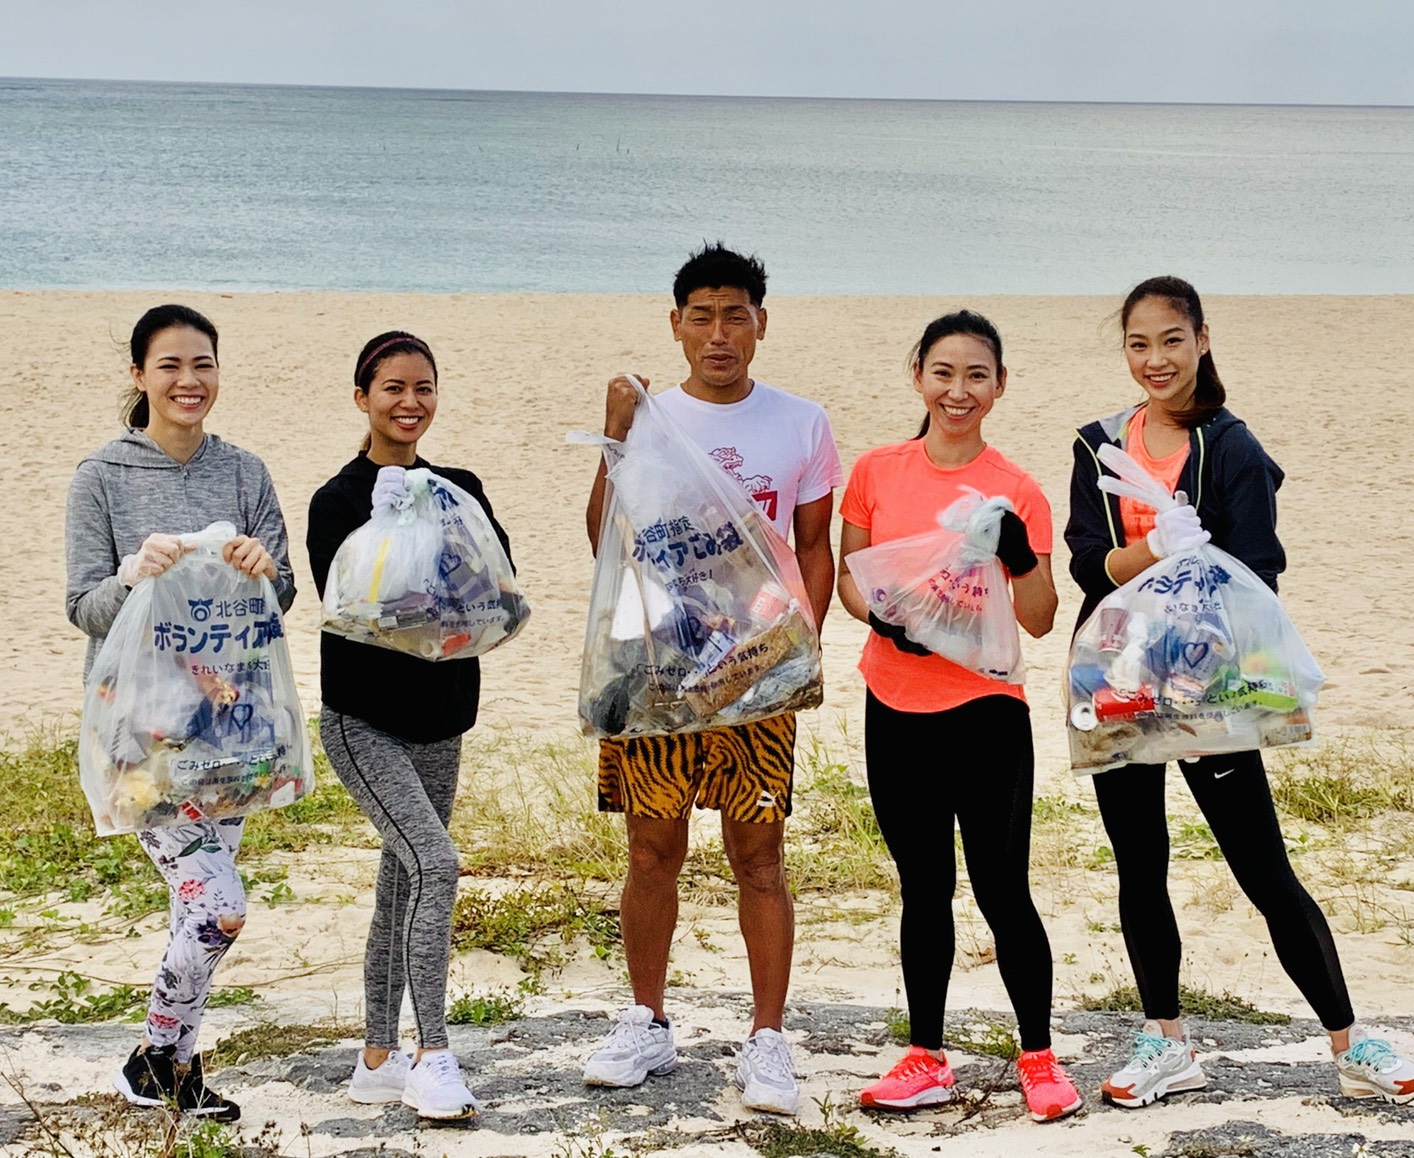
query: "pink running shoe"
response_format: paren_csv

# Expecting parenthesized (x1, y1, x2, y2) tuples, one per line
(859, 1046, 955, 1109)
(1017, 1048, 1083, 1122)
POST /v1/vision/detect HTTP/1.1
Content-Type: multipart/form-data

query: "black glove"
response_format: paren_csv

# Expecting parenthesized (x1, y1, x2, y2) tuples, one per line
(868, 611, 932, 657)
(994, 510, 1038, 577)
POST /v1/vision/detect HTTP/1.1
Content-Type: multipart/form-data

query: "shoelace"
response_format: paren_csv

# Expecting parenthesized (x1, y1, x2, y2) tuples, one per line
(887, 1053, 942, 1080)
(418, 1051, 463, 1083)
(748, 1034, 796, 1086)
(1017, 1054, 1064, 1090)
(1127, 1031, 1173, 1069)
(1344, 1037, 1398, 1072)
(609, 1012, 659, 1052)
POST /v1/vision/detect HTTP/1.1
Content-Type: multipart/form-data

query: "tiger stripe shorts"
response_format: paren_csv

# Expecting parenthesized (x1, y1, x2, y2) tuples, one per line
(597, 713, 797, 824)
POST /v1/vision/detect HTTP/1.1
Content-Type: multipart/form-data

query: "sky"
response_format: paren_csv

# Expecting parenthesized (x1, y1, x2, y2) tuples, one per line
(4, 0, 1411, 106)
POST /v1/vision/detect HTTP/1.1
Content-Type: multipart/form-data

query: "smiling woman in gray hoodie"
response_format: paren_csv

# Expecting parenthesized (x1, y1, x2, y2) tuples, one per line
(64, 304, 295, 1123)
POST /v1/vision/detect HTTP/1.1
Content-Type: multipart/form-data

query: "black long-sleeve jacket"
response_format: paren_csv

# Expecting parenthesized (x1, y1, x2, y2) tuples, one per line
(1065, 405, 1285, 633)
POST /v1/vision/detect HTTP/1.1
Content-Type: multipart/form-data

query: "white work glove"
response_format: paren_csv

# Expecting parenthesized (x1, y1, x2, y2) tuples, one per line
(1147, 493, 1210, 558)
(117, 533, 186, 588)
(371, 465, 409, 514)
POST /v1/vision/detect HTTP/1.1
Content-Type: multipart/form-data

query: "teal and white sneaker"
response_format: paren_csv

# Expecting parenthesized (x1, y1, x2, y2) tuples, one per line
(1101, 1021, 1206, 1108)
(1335, 1026, 1414, 1105)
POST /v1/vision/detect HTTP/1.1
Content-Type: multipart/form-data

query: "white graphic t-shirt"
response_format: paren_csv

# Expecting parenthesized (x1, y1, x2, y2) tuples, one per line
(654, 381, 844, 541)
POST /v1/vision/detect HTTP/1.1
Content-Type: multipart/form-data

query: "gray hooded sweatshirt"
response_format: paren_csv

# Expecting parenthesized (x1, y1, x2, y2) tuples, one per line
(65, 430, 296, 680)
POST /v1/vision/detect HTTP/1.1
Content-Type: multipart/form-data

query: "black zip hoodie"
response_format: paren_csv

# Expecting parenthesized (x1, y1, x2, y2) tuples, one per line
(307, 454, 512, 744)
(1064, 404, 1285, 633)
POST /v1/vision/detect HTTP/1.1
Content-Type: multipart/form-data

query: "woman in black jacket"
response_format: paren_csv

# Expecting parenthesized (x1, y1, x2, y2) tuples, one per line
(1066, 277, 1412, 1110)
(307, 331, 512, 1120)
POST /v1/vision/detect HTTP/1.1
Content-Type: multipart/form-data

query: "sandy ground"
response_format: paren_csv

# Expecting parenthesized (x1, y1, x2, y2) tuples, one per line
(3, 291, 1414, 1153)
(5, 291, 1414, 751)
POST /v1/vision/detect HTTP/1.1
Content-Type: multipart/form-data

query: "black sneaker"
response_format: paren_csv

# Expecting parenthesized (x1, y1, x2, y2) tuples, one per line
(177, 1053, 241, 1121)
(113, 1043, 178, 1107)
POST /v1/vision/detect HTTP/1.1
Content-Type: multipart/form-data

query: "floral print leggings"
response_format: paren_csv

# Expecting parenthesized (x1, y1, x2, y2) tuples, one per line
(136, 817, 246, 1062)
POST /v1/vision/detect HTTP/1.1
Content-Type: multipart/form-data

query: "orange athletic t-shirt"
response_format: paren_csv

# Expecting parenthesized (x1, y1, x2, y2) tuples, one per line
(840, 440, 1053, 714)
(1118, 406, 1191, 548)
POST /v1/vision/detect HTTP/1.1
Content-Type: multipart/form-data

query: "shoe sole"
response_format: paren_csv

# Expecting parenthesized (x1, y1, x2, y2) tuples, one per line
(735, 1077, 801, 1116)
(348, 1088, 407, 1104)
(860, 1086, 955, 1110)
(1339, 1078, 1414, 1106)
(1102, 1068, 1207, 1109)
(112, 1072, 166, 1109)
(1030, 1094, 1084, 1122)
(113, 1072, 237, 1118)
(401, 1093, 479, 1119)
(583, 1058, 677, 1087)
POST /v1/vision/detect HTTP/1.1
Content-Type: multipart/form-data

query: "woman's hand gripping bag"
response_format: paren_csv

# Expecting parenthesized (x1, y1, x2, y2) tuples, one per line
(844, 489, 1024, 682)
(571, 377, 823, 737)
(320, 468, 530, 661)
(79, 522, 313, 836)
(1066, 445, 1323, 773)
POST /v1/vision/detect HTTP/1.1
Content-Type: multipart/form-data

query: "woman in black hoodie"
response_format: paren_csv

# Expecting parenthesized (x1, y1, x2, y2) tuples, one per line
(1066, 277, 1413, 1111)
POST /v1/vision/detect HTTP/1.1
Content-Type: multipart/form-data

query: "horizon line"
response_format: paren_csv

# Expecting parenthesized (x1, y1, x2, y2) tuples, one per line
(2, 74, 1412, 112)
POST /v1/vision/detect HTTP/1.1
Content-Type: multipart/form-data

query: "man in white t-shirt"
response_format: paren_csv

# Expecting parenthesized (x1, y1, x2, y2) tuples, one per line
(582, 244, 843, 1115)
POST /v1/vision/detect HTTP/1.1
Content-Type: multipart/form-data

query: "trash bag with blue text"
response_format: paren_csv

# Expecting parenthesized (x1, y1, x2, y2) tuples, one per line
(844, 489, 1024, 682)
(1066, 445, 1323, 774)
(320, 468, 529, 661)
(571, 377, 823, 737)
(80, 522, 313, 835)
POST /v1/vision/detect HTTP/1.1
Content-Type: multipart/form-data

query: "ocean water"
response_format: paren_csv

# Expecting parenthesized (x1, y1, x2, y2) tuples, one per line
(1, 78, 1411, 295)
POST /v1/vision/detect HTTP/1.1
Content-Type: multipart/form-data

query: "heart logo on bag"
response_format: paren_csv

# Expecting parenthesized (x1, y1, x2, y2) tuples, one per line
(1181, 642, 1209, 668)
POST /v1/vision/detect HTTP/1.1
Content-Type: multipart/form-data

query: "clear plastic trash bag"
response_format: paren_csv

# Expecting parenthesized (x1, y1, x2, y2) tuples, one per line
(1066, 445, 1324, 774)
(79, 522, 313, 835)
(570, 377, 823, 737)
(320, 468, 529, 661)
(844, 489, 1025, 682)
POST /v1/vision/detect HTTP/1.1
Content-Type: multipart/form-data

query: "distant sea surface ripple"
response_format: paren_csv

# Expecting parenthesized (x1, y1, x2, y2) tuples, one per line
(2, 78, 1411, 294)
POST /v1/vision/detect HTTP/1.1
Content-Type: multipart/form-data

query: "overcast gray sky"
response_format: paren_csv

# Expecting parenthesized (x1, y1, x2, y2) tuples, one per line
(3, 0, 1410, 105)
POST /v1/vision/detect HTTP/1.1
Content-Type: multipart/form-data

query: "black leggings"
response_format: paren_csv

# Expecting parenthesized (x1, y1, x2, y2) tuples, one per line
(865, 692, 1054, 1053)
(1092, 750, 1353, 1030)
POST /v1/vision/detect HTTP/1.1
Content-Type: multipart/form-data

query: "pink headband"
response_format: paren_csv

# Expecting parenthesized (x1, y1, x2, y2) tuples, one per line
(356, 335, 432, 384)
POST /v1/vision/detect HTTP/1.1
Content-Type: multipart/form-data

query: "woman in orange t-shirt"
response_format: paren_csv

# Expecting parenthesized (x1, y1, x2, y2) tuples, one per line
(837, 311, 1080, 1123)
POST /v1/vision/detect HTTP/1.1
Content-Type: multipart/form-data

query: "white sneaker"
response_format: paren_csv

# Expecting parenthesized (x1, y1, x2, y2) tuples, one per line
(1100, 1020, 1206, 1108)
(735, 1027, 801, 1115)
(401, 1050, 479, 1120)
(348, 1048, 411, 1104)
(1335, 1025, 1414, 1105)
(583, 1004, 677, 1087)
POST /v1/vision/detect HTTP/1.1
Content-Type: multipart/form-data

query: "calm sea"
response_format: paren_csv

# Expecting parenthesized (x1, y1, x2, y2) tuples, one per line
(2, 78, 1411, 294)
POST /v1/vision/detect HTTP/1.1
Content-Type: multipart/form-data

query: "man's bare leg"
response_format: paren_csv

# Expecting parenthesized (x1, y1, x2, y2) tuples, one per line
(621, 813, 690, 1018)
(722, 817, 792, 1033)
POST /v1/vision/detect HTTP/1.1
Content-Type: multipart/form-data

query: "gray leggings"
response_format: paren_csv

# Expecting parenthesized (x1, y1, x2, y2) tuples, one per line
(319, 707, 463, 1050)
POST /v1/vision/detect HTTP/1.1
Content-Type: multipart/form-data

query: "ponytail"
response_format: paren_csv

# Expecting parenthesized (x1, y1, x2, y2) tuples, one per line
(123, 392, 151, 429)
